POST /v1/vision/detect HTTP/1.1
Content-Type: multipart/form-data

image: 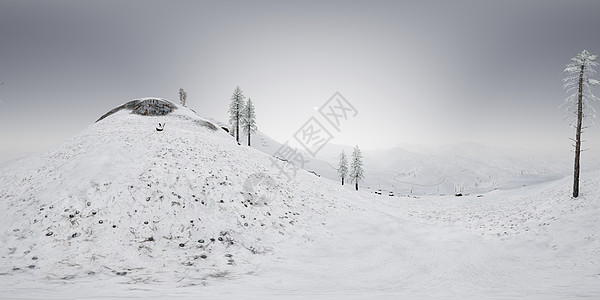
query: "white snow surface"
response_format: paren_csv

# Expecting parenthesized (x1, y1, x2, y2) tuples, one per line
(0, 103, 355, 297)
(1, 102, 599, 299)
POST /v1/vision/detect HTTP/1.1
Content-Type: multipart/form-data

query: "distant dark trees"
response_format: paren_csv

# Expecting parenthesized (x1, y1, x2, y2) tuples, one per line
(179, 88, 187, 107)
(563, 50, 599, 198)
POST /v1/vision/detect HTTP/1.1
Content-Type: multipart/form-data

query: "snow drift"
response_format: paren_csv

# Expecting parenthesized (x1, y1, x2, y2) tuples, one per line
(0, 98, 354, 284)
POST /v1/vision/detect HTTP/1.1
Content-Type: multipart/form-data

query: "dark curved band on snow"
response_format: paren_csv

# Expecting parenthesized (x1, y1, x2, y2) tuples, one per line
(96, 98, 177, 122)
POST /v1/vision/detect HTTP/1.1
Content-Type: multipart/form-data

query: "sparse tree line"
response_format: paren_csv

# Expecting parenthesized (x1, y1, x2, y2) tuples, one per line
(337, 146, 364, 191)
(179, 47, 598, 199)
(181, 85, 365, 191)
(226, 85, 365, 190)
(325, 49, 598, 197)
(228, 86, 257, 146)
(228, 86, 366, 191)
(178, 86, 258, 147)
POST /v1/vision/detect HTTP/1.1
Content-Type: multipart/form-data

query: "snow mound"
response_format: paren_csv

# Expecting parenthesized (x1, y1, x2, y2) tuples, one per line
(0, 100, 355, 285)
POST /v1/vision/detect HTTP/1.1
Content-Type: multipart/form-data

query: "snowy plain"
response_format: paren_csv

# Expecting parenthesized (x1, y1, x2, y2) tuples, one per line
(1, 100, 599, 299)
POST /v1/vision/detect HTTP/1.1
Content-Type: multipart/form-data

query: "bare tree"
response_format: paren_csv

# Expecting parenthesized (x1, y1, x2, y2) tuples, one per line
(563, 50, 599, 198)
(179, 88, 187, 106)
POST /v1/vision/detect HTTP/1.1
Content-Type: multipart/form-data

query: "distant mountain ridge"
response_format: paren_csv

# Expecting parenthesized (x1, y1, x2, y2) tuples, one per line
(248, 132, 583, 195)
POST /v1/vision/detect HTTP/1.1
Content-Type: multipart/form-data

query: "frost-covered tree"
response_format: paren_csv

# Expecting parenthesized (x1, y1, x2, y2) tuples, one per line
(563, 50, 600, 198)
(229, 86, 246, 143)
(350, 145, 364, 191)
(337, 150, 348, 185)
(241, 98, 257, 146)
(179, 88, 187, 106)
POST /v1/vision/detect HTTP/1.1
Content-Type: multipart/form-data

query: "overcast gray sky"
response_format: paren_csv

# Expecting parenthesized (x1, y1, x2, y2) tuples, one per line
(2, 0, 600, 158)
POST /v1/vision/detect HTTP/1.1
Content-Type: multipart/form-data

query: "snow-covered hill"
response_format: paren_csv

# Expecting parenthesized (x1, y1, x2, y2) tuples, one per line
(1, 98, 599, 299)
(3, 159, 598, 299)
(0, 98, 356, 286)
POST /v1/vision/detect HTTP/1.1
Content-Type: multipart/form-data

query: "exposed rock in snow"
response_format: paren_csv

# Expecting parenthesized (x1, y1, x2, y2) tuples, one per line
(96, 98, 178, 122)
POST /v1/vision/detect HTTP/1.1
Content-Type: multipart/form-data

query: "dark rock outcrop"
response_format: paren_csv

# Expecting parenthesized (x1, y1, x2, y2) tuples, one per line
(96, 98, 177, 122)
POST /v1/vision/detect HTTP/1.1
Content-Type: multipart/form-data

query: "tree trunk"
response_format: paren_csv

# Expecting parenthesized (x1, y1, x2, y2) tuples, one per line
(573, 64, 584, 198)
(247, 130, 251, 146)
(341, 177, 344, 185)
(355, 181, 358, 191)
(235, 118, 240, 143)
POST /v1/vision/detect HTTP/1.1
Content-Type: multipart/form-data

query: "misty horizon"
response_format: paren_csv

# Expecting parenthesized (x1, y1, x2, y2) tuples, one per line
(2, 1, 600, 160)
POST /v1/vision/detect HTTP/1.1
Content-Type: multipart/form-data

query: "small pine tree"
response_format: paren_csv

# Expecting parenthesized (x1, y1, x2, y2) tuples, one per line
(563, 50, 600, 198)
(350, 145, 364, 191)
(241, 98, 257, 146)
(337, 150, 348, 185)
(179, 88, 187, 106)
(229, 86, 246, 143)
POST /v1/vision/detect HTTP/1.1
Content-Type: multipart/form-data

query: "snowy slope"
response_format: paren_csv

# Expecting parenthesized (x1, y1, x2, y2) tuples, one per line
(1, 99, 599, 299)
(249, 130, 340, 181)
(0, 99, 356, 286)
(351, 172, 600, 298)
(0, 150, 31, 165)
(183, 172, 600, 299)
(2, 166, 598, 299)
